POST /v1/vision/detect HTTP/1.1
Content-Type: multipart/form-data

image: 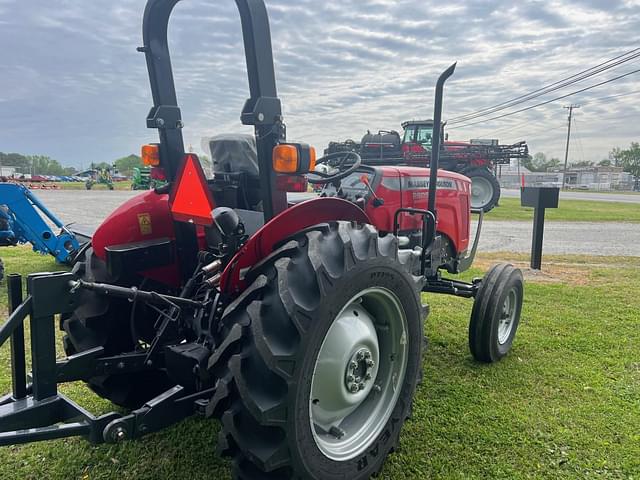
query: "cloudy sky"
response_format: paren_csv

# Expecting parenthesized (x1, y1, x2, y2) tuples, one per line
(1, 0, 639, 169)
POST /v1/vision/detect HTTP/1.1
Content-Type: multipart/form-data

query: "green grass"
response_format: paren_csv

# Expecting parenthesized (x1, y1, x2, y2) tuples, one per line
(0, 247, 638, 479)
(487, 198, 640, 223)
(59, 181, 133, 191)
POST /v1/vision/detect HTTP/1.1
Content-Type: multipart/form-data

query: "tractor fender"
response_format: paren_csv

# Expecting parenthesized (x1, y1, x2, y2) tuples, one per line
(219, 197, 370, 295)
(93, 191, 175, 259)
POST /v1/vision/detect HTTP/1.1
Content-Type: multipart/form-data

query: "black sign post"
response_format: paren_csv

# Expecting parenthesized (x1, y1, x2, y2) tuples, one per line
(521, 187, 560, 270)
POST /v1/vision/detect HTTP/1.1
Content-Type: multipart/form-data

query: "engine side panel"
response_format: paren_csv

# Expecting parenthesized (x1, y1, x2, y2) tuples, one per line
(371, 166, 471, 254)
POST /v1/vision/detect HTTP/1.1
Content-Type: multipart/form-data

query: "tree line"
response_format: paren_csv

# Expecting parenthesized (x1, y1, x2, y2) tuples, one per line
(0, 152, 147, 177)
(0, 152, 79, 176)
(0, 152, 212, 178)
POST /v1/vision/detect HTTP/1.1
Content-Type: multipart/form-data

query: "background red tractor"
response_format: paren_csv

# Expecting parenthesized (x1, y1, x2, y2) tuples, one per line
(0, 1, 524, 479)
(326, 119, 529, 212)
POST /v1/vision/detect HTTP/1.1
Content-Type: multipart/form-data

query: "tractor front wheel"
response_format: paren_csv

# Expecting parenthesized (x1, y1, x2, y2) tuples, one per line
(208, 222, 426, 479)
(469, 263, 524, 362)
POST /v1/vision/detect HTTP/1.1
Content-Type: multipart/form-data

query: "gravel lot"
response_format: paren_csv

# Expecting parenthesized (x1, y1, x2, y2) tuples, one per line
(477, 221, 640, 256)
(35, 190, 640, 256)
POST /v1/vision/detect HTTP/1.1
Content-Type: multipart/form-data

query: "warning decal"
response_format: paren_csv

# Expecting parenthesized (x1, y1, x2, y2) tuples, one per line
(138, 213, 152, 235)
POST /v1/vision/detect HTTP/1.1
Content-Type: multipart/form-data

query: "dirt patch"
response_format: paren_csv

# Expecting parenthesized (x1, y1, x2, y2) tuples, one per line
(521, 266, 592, 285)
(472, 257, 593, 285)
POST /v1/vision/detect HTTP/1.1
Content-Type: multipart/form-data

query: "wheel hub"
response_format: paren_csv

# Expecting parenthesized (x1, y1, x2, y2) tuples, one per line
(470, 176, 494, 209)
(309, 287, 409, 462)
(497, 288, 517, 344)
(344, 348, 375, 394)
(310, 304, 380, 430)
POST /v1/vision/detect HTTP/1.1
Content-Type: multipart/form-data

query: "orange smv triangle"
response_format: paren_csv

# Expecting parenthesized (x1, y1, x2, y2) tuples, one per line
(169, 154, 216, 226)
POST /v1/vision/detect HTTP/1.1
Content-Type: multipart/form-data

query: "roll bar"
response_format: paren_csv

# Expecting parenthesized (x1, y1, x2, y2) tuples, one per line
(140, 0, 287, 219)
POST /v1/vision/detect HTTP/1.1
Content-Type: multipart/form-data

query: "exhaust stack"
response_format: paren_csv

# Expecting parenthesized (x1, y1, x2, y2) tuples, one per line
(428, 63, 456, 220)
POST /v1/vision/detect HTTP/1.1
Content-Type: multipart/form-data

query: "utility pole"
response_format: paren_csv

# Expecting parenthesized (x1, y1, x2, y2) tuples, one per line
(562, 104, 580, 190)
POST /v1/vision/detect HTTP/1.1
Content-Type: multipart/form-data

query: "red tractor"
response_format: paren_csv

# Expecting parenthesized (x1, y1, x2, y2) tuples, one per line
(327, 120, 529, 212)
(0, 2, 524, 479)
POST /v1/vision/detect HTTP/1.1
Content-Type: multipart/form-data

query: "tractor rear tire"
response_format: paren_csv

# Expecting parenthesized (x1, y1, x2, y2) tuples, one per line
(61, 248, 174, 408)
(469, 263, 524, 363)
(466, 168, 501, 212)
(207, 222, 426, 479)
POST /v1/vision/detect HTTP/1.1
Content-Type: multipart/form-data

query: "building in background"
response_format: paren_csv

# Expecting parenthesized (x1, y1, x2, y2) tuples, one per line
(0, 166, 17, 177)
(550, 165, 633, 191)
(495, 161, 562, 189)
(495, 162, 634, 191)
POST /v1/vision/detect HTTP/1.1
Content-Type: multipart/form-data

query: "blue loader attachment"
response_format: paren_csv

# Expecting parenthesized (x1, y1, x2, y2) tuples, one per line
(0, 183, 83, 264)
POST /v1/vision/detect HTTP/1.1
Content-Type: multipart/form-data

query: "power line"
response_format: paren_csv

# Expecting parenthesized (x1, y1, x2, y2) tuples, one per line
(448, 47, 640, 125)
(449, 50, 640, 125)
(462, 89, 640, 140)
(448, 67, 640, 130)
(448, 47, 640, 124)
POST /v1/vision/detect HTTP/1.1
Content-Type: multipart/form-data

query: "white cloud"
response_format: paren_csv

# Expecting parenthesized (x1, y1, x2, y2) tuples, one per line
(0, 0, 638, 166)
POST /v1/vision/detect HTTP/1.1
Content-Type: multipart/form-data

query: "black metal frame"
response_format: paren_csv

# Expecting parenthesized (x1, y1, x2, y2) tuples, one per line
(140, 0, 289, 279)
(0, 273, 213, 446)
(141, 0, 286, 221)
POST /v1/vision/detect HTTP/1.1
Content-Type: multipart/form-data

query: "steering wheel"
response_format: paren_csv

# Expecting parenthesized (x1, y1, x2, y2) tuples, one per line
(307, 151, 362, 185)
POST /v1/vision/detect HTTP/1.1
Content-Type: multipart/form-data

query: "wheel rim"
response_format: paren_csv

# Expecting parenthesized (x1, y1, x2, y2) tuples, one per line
(497, 288, 518, 344)
(470, 176, 494, 209)
(310, 287, 409, 462)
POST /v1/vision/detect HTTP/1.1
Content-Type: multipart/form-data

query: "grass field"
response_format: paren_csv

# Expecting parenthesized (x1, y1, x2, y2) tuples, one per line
(58, 181, 133, 191)
(0, 247, 638, 479)
(486, 198, 640, 223)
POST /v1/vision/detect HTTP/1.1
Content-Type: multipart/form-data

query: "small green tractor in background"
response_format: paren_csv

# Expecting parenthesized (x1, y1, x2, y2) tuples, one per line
(85, 167, 114, 190)
(131, 166, 153, 190)
(131, 166, 166, 190)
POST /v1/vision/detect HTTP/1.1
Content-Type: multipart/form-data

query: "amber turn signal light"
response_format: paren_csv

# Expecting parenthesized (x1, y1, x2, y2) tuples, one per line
(273, 143, 316, 174)
(273, 144, 299, 173)
(142, 144, 160, 166)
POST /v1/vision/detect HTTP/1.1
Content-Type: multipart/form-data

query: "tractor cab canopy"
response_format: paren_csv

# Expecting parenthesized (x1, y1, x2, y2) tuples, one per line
(401, 119, 443, 148)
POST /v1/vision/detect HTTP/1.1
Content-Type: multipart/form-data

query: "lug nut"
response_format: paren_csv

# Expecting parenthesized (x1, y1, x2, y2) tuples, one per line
(366, 359, 375, 367)
(364, 351, 371, 359)
(365, 373, 372, 380)
(357, 351, 365, 360)
(350, 384, 359, 393)
(347, 375, 354, 382)
(350, 361, 358, 370)
(358, 382, 365, 391)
